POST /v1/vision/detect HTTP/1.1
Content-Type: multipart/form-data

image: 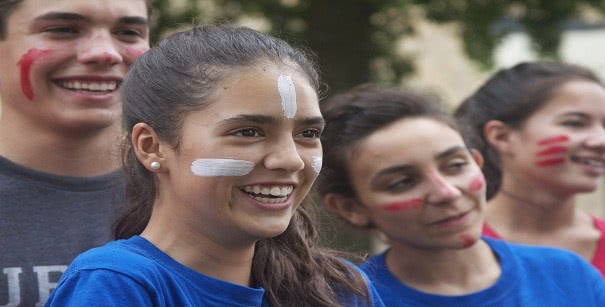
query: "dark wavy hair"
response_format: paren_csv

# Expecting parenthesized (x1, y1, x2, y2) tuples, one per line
(454, 61, 603, 199)
(114, 25, 369, 306)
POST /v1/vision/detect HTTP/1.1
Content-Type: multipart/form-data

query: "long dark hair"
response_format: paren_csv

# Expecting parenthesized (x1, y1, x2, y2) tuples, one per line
(318, 84, 456, 206)
(114, 25, 368, 306)
(454, 61, 603, 199)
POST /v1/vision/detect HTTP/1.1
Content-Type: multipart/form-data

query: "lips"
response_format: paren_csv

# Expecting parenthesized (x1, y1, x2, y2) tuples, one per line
(53, 76, 123, 95)
(240, 184, 294, 204)
(430, 210, 471, 227)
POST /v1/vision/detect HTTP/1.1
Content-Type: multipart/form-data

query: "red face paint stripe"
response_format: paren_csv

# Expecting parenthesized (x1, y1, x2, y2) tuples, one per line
(429, 170, 455, 196)
(460, 234, 475, 248)
(17, 49, 54, 100)
(468, 173, 485, 191)
(536, 158, 566, 167)
(537, 135, 570, 146)
(536, 146, 567, 156)
(383, 199, 424, 211)
(125, 47, 148, 65)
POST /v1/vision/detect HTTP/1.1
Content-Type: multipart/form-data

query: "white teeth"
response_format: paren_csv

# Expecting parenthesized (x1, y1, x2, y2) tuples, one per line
(574, 157, 604, 167)
(241, 185, 294, 198)
(59, 81, 117, 92)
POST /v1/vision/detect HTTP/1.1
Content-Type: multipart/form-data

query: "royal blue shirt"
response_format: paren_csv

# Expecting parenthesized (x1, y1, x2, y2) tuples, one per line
(45, 236, 384, 306)
(361, 237, 605, 306)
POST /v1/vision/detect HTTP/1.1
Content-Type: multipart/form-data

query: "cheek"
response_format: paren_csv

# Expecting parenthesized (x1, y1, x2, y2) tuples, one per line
(534, 134, 570, 168)
(382, 198, 424, 212)
(17, 48, 57, 100)
(467, 172, 485, 192)
(125, 47, 149, 65)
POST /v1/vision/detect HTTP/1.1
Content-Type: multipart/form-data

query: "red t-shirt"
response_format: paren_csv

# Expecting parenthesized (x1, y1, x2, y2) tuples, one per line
(482, 216, 605, 278)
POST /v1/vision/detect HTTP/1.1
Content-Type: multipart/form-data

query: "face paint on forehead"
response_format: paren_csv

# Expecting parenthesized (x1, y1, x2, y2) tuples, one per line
(191, 158, 255, 177)
(277, 74, 297, 119)
(382, 198, 424, 212)
(312, 154, 323, 174)
(17, 48, 55, 101)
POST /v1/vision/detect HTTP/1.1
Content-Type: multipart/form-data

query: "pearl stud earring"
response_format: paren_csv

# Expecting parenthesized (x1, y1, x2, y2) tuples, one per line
(150, 161, 161, 170)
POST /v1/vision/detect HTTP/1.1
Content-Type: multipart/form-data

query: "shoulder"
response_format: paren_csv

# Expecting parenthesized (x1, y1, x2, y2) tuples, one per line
(485, 237, 601, 280)
(337, 258, 386, 307)
(62, 238, 163, 282)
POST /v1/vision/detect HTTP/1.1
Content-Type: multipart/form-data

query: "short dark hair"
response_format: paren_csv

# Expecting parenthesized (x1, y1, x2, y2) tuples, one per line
(454, 61, 604, 199)
(318, 84, 457, 201)
(0, 0, 152, 40)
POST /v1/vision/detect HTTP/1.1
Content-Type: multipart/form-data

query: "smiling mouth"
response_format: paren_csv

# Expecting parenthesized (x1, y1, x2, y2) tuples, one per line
(56, 80, 119, 94)
(432, 211, 469, 226)
(240, 185, 294, 204)
(570, 156, 605, 168)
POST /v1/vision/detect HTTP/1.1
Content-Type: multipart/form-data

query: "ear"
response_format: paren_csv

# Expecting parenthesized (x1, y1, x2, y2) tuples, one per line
(470, 149, 484, 167)
(132, 123, 168, 172)
(483, 120, 515, 156)
(324, 193, 371, 228)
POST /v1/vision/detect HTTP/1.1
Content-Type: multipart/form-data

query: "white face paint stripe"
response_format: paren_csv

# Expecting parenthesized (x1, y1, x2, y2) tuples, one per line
(191, 159, 255, 177)
(312, 154, 323, 174)
(277, 74, 297, 119)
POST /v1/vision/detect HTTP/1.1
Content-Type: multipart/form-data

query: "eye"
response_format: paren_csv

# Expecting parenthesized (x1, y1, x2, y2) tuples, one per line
(44, 26, 79, 35)
(297, 129, 322, 139)
(561, 120, 586, 128)
(443, 159, 468, 174)
(232, 128, 263, 138)
(387, 177, 417, 191)
(115, 28, 146, 41)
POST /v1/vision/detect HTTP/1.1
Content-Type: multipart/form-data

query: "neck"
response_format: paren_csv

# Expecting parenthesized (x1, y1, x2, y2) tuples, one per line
(0, 111, 122, 177)
(387, 240, 500, 295)
(489, 173, 579, 232)
(142, 201, 256, 287)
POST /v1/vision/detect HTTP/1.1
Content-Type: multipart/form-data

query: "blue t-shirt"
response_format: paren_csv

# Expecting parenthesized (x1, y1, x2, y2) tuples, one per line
(361, 237, 605, 306)
(45, 236, 384, 306)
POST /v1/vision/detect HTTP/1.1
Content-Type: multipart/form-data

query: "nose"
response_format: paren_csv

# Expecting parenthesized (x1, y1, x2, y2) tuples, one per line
(425, 169, 462, 204)
(77, 31, 123, 65)
(584, 126, 605, 150)
(263, 137, 305, 173)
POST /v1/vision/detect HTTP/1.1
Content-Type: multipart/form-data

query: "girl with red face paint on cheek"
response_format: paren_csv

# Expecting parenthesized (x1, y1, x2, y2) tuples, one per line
(456, 62, 605, 278)
(319, 85, 605, 306)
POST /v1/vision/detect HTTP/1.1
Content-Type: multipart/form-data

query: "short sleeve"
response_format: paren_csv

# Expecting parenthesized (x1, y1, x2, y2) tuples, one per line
(45, 269, 155, 307)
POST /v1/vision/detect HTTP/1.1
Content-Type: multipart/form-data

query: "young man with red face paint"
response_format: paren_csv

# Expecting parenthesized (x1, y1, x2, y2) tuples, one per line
(456, 62, 605, 278)
(0, 0, 150, 305)
(319, 85, 605, 306)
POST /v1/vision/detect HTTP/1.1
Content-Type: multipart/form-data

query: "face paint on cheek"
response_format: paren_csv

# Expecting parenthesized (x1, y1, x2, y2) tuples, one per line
(467, 172, 485, 192)
(17, 48, 55, 100)
(428, 170, 456, 197)
(191, 158, 255, 176)
(277, 74, 297, 119)
(382, 198, 423, 211)
(535, 134, 570, 167)
(460, 234, 476, 248)
(312, 154, 323, 174)
(537, 135, 570, 146)
(125, 47, 149, 65)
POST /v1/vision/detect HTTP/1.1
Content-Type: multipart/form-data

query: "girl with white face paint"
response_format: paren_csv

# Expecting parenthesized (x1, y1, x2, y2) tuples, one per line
(46, 25, 383, 307)
(319, 85, 605, 306)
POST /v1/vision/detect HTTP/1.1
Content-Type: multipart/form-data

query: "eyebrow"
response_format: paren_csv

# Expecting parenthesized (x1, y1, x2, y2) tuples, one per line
(34, 12, 148, 26)
(218, 114, 325, 127)
(370, 145, 467, 186)
(558, 112, 590, 119)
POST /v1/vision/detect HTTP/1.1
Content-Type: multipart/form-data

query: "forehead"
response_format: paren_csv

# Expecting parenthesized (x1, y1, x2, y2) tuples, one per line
(351, 118, 465, 173)
(8, 0, 148, 25)
(531, 81, 605, 119)
(206, 64, 320, 117)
